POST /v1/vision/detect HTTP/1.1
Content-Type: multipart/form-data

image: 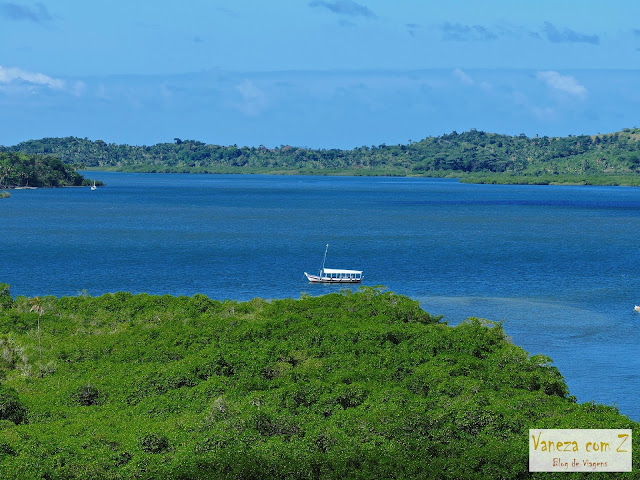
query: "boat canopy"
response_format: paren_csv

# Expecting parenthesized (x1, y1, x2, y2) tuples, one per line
(322, 268, 363, 275)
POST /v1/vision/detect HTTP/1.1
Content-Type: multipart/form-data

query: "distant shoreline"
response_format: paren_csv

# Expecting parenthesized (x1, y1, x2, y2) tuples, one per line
(1, 185, 95, 190)
(7, 128, 640, 187)
(80, 168, 640, 187)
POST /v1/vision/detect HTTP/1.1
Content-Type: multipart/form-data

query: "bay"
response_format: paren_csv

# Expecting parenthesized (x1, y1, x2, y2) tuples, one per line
(2, 172, 640, 420)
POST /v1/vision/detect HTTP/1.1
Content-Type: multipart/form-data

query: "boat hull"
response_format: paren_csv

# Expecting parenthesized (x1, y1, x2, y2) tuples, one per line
(304, 273, 362, 284)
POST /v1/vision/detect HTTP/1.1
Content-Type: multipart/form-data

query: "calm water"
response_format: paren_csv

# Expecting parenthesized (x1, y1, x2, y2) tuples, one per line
(2, 173, 640, 420)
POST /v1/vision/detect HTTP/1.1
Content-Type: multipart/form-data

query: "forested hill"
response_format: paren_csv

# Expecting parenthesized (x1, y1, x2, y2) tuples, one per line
(0, 287, 637, 478)
(0, 152, 95, 188)
(5, 128, 640, 184)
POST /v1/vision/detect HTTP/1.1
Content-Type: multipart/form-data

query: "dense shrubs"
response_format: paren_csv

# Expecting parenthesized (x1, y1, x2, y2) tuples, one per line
(0, 284, 11, 310)
(0, 386, 26, 425)
(72, 384, 103, 406)
(0, 287, 636, 478)
(140, 434, 170, 454)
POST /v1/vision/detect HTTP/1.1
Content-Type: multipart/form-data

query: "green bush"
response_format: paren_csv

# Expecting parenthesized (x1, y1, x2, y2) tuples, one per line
(72, 384, 103, 406)
(0, 385, 26, 424)
(0, 284, 12, 310)
(140, 433, 170, 454)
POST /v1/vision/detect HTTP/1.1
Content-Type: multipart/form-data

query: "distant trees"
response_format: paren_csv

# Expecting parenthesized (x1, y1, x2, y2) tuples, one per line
(0, 152, 88, 188)
(4, 128, 640, 181)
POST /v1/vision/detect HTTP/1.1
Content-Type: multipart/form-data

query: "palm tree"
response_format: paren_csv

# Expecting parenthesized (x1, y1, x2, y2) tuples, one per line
(0, 164, 12, 188)
(30, 297, 44, 378)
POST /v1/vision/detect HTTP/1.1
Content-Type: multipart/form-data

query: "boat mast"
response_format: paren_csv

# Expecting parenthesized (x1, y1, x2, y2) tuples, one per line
(320, 243, 329, 275)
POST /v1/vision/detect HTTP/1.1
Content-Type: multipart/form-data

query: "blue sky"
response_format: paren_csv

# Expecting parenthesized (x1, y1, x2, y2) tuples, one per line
(1, 1, 640, 148)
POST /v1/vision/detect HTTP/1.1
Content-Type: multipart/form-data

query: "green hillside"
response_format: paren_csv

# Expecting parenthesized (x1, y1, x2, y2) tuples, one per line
(0, 152, 97, 189)
(0, 285, 636, 478)
(4, 128, 640, 184)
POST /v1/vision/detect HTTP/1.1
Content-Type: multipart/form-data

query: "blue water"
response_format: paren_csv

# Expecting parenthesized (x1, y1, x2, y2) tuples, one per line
(2, 173, 640, 420)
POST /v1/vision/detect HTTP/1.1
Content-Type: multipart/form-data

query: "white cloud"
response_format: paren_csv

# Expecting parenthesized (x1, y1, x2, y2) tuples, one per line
(0, 65, 65, 89)
(536, 71, 587, 99)
(71, 80, 86, 97)
(452, 68, 474, 85)
(235, 79, 267, 116)
(511, 91, 557, 121)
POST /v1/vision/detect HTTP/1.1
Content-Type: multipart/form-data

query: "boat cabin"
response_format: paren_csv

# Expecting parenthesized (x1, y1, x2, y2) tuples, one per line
(304, 268, 363, 283)
(321, 268, 363, 281)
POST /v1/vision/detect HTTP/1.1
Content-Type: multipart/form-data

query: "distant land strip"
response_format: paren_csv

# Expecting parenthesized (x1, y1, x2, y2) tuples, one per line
(3, 127, 640, 186)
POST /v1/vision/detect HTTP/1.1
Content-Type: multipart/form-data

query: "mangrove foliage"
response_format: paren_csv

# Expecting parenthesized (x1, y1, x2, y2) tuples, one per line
(0, 286, 637, 478)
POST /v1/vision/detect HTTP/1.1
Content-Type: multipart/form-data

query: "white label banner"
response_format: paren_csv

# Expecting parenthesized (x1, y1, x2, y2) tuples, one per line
(529, 429, 632, 472)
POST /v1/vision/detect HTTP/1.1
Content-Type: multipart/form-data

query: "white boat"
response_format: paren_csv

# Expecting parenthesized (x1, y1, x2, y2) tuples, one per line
(635, 305, 640, 313)
(304, 244, 363, 284)
(90, 181, 96, 191)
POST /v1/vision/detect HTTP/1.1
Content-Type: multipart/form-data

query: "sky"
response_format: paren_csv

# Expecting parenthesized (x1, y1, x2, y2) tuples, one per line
(1, 0, 640, 149)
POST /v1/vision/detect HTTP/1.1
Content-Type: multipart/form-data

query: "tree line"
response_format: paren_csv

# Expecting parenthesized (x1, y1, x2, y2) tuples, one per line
(3, 128, 640, 184)
(0, 151, 94, 188)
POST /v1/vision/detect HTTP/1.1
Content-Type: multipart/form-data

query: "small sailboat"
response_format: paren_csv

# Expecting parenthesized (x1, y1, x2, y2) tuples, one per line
(304, 244, 363, 284)
(90, 181, 96, 191)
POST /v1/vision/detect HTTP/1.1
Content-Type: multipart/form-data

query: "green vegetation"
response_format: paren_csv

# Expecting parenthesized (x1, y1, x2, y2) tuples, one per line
(0, 152, 99, 189)
(5, 128, 640, 185)
(460, 173, 640, 186)
(0, 285, 636, 478)
(0, 192, 9, 199)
